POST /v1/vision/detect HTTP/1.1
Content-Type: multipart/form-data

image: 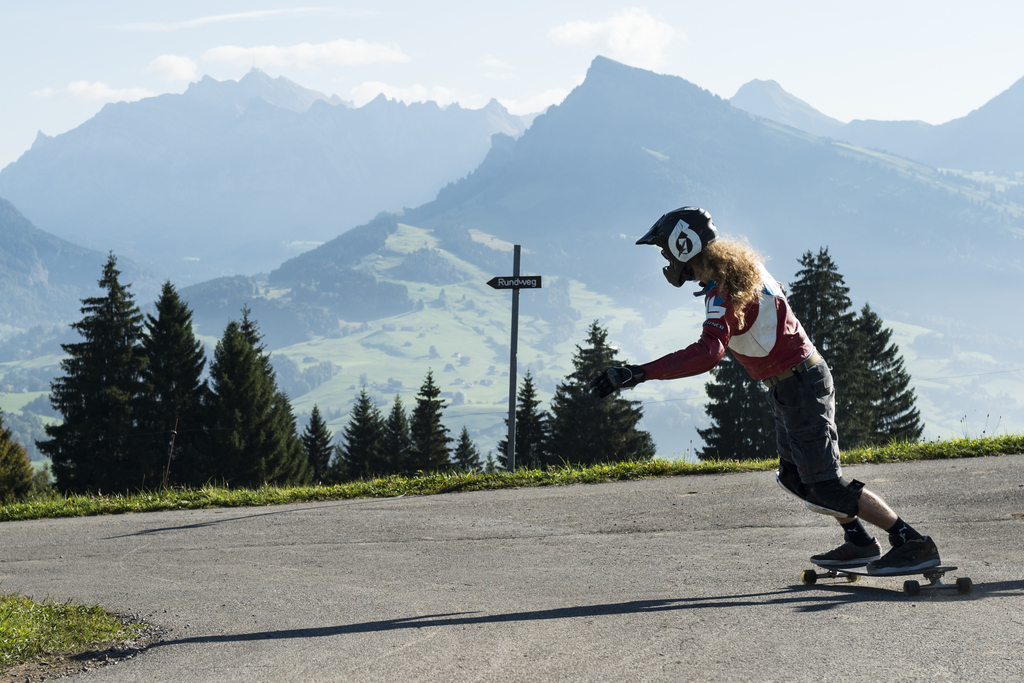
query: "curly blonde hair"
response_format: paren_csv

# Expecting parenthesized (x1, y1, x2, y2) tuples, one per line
(694, 238, 764, 328)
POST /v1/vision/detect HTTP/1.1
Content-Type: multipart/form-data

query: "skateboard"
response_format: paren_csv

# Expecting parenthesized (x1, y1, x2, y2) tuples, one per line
(801, 563, 972, 596)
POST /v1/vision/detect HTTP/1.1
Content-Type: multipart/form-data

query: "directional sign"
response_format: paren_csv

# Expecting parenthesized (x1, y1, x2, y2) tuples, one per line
(487, 276, 542, 290)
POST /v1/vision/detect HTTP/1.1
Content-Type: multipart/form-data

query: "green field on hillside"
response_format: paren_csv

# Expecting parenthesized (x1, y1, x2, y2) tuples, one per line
(1, 221, 1021, 460)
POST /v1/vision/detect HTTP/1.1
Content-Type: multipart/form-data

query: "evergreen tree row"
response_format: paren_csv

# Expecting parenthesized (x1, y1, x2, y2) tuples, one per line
(698, 247, 923, 461)
(38, 255, 310, 493)
(496, 321, 656, 469)
(35, 257, 656, 492)
(335, 321, 656, 477)
(325, 371, 479, 481)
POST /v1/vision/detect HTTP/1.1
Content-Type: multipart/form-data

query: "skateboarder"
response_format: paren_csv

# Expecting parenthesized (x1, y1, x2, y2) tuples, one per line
(589, 207, 940, 574)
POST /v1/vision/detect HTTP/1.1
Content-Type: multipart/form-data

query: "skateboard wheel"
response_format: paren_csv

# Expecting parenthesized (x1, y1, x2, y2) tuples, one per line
(845, 573, 860, 583)
(801, 570, 818, 585)
(956, 577, 973, 595)
(903, 580, 921, 596)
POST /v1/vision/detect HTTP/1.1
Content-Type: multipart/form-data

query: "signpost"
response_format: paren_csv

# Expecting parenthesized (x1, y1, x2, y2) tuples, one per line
(487, 245, 542, 471)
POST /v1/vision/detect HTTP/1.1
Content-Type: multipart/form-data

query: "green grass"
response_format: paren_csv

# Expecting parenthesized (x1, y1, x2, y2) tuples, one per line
(841, 433, 1024, 464)
(2, 434, 1021, 523)
(0, 594, 144, 670)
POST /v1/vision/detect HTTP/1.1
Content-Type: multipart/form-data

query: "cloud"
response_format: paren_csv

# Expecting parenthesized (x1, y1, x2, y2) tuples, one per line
(497, 71, 585, 116)
(117, 8, 349, 31)
(548, 8, 680, 70)
(203, 38, 410, 68)
(480, 55, 519, 80)
(31, 81, 155, 103)
(498, 88, 572, 116)
(349, 82, 460, 107)
(480, 56, 509, 69)
(147, 55, 198, 81)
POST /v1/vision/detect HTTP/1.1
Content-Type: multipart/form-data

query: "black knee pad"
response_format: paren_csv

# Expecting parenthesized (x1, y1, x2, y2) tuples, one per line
(805, 477, 864, 517)
(776, 460, 808, 501)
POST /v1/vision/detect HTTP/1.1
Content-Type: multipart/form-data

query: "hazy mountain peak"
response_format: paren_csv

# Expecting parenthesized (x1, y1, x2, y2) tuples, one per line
(30, 131, 53, 151)
(730, 78, 845, 137)
(364, 92, 391, 108)
(183, 68, 339, 114)
(587, 55, 629, 74)
(946, 74, 1024, 129)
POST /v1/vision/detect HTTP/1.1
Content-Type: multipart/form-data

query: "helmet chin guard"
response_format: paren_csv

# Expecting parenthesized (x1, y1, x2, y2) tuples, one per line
(662, 259, 695, 288)
(637, 207, 718, 286)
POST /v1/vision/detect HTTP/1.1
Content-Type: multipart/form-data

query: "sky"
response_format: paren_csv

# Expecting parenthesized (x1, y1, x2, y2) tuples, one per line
(2, 0, 1023, 170)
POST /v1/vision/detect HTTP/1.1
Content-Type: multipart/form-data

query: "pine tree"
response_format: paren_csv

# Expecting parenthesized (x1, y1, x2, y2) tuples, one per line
(38, 254, 149, 493)
(334, 388, 385, 481)
(0, 410, 35, 504)
(266, 392, 311, 485)
(546, 321, 656, 465)
(302, 405, 334, 483)
(497, 371, 549, 469)
(207, 312, 308, 488)
(787, 248, 869, 446)
(786, 250, 922, 449)
(140, 281, 210, 487)
(856, 304, 924, 445)
(382, 395, 413, 476)
(788, 248, 856, 359)
(408, 370, 452, 472)
(452, 427, 483, 471)
(696, 354, 777, 461)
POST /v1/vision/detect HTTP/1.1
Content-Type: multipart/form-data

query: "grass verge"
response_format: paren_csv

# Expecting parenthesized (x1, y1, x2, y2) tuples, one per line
(0, 594, 145, 670)
(2, 434, 1021, 523)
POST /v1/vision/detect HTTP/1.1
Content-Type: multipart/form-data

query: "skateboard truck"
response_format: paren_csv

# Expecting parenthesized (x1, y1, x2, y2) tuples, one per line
(800, 565, 973, 596)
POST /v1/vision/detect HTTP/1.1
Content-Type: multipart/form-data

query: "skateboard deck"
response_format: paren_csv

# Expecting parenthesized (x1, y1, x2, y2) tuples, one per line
(801, 563, 972, 596)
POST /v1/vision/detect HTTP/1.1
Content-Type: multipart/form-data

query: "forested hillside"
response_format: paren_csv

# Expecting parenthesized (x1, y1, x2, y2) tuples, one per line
(0, 198, 156, 331)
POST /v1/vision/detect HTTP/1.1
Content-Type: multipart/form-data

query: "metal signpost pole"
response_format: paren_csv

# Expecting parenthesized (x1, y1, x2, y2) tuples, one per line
(505, 245, 521, 471)
(486, 250, 540, 473)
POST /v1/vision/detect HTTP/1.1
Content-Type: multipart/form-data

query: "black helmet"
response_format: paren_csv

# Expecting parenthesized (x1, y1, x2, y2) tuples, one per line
(636, 206, 718, 287)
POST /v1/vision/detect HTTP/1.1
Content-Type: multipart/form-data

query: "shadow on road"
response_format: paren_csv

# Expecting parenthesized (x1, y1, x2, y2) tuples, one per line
(150, 579, 1024, 650)
(151, 584, 948, 649)
(102, 499, 401, 539)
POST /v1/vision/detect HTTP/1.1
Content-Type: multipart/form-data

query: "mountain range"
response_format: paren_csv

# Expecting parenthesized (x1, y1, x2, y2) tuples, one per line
(2, 56, 1022, 452)
(0, 68, 531, 282)
(730, 76, 1024, 173)
(5, 57, 1023, 344)
(398, 57, 1023, 340)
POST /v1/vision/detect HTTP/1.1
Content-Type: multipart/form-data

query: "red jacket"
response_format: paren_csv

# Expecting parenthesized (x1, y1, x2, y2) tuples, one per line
(641, 263, 816, 382)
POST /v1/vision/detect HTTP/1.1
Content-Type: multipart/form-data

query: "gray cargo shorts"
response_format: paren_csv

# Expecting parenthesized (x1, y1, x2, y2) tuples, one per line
(766, 359, 842, 484)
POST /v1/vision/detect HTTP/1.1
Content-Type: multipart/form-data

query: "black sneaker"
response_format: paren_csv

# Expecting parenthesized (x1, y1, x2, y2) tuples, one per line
(810, 539, 881, 568)
(867, 536, 940, 575)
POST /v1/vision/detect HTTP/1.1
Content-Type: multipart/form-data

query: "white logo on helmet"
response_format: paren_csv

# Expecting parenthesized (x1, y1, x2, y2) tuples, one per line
(668, 220, 702, 262)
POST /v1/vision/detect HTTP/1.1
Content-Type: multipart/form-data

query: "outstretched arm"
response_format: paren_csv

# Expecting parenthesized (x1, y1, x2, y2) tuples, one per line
(641, 327, 728, 380)
(588, 326, 729, 399)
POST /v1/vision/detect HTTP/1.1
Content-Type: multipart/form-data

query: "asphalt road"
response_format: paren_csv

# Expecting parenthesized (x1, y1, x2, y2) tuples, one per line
(2, 455, 1023, 682)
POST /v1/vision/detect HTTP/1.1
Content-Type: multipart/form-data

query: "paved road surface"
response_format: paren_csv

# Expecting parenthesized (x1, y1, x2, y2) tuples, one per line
(3, 455, 1023, 682)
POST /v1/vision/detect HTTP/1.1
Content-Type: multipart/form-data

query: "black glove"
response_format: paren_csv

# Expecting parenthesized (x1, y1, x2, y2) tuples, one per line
(589, 365, 646, 398)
